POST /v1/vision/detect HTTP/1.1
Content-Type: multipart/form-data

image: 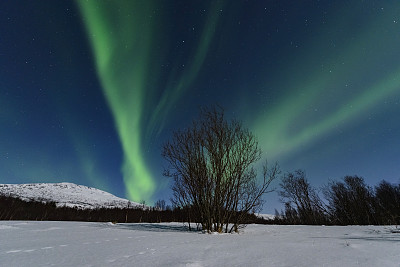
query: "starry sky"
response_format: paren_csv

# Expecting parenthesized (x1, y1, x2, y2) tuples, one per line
(1, 1, 399, 212)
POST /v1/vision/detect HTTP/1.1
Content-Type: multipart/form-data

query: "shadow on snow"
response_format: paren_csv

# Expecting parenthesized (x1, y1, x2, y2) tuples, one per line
(94, 222, 201, 233)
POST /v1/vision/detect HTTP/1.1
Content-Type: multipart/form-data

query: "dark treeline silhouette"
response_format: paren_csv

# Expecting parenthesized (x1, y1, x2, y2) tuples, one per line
(2, 173, 398, 226)
(0, 195, 188, 223)
(0, 195, 266, 226)
(272, 170, 400, 225)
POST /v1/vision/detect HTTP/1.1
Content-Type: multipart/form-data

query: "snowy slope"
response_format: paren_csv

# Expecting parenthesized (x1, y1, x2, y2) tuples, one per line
(1, 221, 399, 266)
(256, 213, 276, 220)
(0, 183, 141, 209)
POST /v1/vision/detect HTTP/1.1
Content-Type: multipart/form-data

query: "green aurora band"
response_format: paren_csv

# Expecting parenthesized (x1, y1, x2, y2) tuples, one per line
(147, 0, 224, 138)
(77, 1, 399, 201)
(77, 1, 223, 202)
(253, 3, 400, 161)
(77, 1, 158, 202)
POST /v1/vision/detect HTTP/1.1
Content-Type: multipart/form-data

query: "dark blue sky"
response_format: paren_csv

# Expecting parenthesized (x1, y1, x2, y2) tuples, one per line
(1, 1, 399, 212)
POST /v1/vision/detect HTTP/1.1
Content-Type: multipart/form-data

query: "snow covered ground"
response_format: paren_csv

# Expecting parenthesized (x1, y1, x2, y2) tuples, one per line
(1, 221, 399, 267)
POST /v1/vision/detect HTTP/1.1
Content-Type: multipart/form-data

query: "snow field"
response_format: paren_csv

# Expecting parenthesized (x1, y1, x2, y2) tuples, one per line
(1, 221, 399, 266)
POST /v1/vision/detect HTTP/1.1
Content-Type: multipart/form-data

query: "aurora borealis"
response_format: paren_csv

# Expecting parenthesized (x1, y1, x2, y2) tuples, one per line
(76, 0, 224, 202)
(1, 1, 399, 212)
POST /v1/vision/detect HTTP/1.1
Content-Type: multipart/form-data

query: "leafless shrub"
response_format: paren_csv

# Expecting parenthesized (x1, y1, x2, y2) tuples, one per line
(162, 106, 279, 233)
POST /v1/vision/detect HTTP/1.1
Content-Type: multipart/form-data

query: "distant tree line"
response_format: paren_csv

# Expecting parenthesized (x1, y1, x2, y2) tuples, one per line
(272, 170, 400, 225)
(0, 195, 185, 223)
(2, 172, 398, 226)
(0, 195, 266, 226)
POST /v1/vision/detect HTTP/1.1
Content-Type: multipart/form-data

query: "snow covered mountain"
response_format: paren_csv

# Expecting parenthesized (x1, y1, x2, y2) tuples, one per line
(0, 182, 141, 210)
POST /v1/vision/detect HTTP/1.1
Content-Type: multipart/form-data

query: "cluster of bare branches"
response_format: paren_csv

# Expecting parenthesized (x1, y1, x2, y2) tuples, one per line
(162, 106, 279, 233)
(279, 170, 327, 225)
(277, 171, 400, 225)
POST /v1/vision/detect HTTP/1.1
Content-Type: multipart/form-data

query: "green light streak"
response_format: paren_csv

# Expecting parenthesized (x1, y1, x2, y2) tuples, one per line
(148, 1, 225, 137)
(77, 1, 224, 202)
(77, 1, 157, 202)
(253, 3, 400, 160)
(256, 69, 400, 159)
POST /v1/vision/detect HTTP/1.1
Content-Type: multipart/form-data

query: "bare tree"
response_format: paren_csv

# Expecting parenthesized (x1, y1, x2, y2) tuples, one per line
(375, 180, 400, 225)
(162, 106, 279, 233)
(323, 176, 376, 225)
(155, 199, 166, 211)
(279, 170, 327, 224)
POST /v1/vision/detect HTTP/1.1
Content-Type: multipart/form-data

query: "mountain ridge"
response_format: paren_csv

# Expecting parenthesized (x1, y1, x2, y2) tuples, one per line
(0, 182, 141, 210)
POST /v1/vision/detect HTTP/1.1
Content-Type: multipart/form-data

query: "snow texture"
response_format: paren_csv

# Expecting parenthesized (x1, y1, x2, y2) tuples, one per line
(256, 213, 276, 220)
(1, 221, 399, 266)
(0, 183, 140, 209)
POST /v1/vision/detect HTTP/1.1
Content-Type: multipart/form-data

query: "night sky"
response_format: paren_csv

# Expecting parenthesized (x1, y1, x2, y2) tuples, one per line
(1, 1, 399, 212)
